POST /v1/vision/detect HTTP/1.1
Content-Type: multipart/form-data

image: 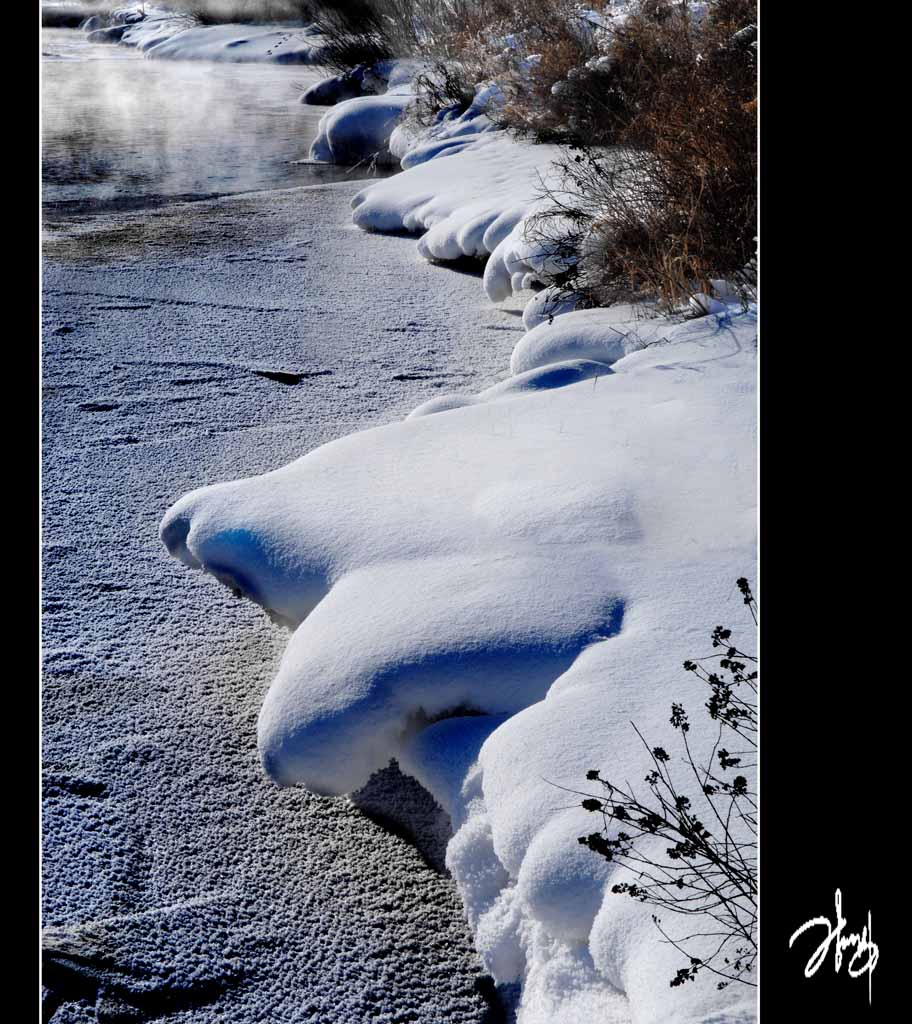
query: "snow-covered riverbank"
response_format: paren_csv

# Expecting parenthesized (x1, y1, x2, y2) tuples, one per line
(44, 9, 757, 1020)
(50, 3, 331, 63)
(158, 68, 758, 1024)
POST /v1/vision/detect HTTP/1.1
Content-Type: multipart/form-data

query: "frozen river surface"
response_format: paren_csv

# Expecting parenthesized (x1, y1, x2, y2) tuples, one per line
(42, 26, 524, 1024)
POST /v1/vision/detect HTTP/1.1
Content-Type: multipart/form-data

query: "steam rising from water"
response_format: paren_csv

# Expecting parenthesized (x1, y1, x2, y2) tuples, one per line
(42, 27, 388, 212)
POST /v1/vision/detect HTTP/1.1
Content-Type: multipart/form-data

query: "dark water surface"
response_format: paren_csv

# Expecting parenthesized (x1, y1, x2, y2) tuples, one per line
(42, 27, 390, 216)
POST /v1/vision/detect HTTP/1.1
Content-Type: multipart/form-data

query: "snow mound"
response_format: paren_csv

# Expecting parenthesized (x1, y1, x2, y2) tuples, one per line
(87, 24, 128, 44)
(161, 306, 757, 1024)
(344, 89, 638, 306)
(349, 94, 563, 288)
(304, 58, 430, 105)
(102, 7, 194, 52)
(258, 551, 625, 795)
(407, 359, 614, 420)
(95, 6, 328, 63)
(139, 23, 327, 64)
(310, 90, 415, 166)
(521, 287, 582, 330)
(351, 130, 558, 266)
(305, 61, 431, 160)
(510, 306, 674, 375)
(302, 67, 370, 106)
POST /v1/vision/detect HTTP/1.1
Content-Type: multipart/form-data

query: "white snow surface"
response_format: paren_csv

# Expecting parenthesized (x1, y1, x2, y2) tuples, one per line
(161, 300, 758, 1024)
(306, 61, 430, 165)
(521, 286, 582, 330)
(48, 11, 756, 1020)
(100, 5, 328, 63)
(510, 306, 673, 375)
(314, 85, 567, 296)
(309, 90, 416, 166)
(351, 126, 563, 298)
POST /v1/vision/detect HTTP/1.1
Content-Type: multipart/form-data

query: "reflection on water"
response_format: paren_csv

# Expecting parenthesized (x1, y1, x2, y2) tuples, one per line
(42, 28, 393, 214)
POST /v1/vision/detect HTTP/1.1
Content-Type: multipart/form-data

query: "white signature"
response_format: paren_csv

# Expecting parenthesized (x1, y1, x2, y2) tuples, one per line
(788, 888, 879, 1005)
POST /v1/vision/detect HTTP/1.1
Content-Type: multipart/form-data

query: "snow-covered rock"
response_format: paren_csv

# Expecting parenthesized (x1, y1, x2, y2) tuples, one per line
(309, 90, 415, 166)
(87, 24, 128, 44)
(302, 59, 430, 107)
(302, 66, 371, 106)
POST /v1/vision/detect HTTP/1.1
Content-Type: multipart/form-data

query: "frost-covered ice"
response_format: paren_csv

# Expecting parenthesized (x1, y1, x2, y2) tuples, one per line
(43, 183, 527, 1023)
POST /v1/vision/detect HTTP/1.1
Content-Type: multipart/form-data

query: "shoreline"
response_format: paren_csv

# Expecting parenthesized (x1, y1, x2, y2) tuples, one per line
(43, 180, 525, 1023)
(43, 8, 758, 1020)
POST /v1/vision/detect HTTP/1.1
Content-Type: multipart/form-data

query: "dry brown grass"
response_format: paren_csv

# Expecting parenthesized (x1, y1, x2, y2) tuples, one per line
(526, 0, 758, 310)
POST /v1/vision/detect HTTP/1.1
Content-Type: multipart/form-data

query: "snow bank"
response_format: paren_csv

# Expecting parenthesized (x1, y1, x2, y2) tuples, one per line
(306, 61, 436, 165)
(510, 306, 672, 376)
(140, 22, 326, 64)
(350, 125, 561, 276)
(342, 89, 636, 308)
(302, 67, 370, 106)
(309, 90, 415, 167)
(88, 5, 328, 64)
(161, 305, 757, 1024)
(343, 81, 623, 308)
(302, 59, 427, 106)
(309, 81, 579, 307)
(406, 359, 614, 420)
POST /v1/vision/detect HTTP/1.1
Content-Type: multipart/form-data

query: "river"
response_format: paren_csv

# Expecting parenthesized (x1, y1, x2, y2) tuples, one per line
(42, 26, 391, 216)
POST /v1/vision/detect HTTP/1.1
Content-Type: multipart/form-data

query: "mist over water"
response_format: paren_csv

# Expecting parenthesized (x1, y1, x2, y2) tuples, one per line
(42, 27, 391, 214)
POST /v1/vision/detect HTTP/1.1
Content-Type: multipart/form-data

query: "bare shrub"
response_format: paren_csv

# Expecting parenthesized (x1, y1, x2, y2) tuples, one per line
(313, 3, 396, 72)
(578, 577, 758, 992)
(408, 60, 479, 125)
(338, 2, 610, 126)
(484, 1, 613, 143)
(312, 1, 459, 72)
